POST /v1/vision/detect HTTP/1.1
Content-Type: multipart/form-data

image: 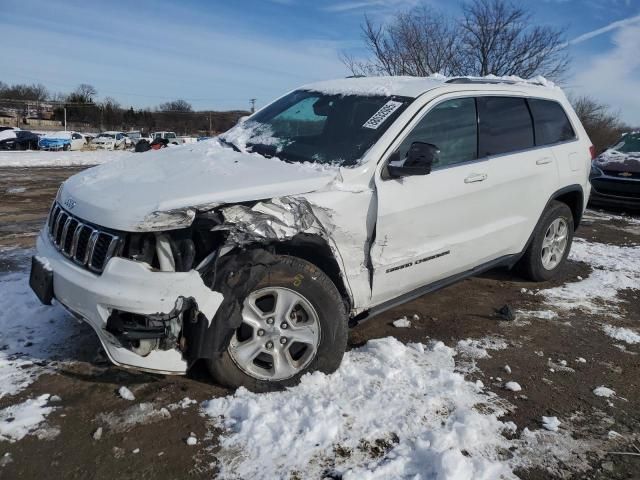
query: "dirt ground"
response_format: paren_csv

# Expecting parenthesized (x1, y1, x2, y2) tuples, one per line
(0, 166, 639, 480)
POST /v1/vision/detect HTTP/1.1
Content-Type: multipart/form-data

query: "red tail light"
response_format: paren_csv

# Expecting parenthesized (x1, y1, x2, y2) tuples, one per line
(589, 145, 596, 160)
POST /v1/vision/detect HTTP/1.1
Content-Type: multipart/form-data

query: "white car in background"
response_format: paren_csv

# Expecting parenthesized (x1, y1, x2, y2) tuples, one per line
(31, 75, 592, 393)
(152, 131, 180, 145)
(91, 131, 130, 150)
(126, 131, 151, 145)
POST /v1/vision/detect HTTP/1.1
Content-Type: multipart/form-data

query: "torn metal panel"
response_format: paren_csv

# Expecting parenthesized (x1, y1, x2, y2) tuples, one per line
(217, 196, 327, 245)
(303, 189, 377, 313)
(138, 207, 196, 232)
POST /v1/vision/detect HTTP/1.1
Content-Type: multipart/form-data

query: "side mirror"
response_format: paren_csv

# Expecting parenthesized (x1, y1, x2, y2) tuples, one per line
(387, 142, 439, 178)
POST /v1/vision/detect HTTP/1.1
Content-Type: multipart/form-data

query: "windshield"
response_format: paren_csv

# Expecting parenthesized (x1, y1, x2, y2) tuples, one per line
(219, 90, 411, 167)
(613, 133, 640, 153)
(98, 133, 115, 139)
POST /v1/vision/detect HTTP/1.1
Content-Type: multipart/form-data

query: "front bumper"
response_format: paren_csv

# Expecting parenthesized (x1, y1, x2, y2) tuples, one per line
(91, 143, 115, 150)
(589, 176, 640, 210)
(35, 231, 223, 374)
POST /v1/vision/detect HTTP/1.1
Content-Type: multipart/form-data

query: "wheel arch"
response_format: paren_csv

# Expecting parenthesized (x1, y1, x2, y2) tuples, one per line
(549, 184, 585, 230)
(272, 233, 352, 313)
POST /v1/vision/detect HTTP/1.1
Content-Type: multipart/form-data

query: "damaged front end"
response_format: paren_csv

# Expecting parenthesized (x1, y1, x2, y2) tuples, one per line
(97, 195, 340, 370)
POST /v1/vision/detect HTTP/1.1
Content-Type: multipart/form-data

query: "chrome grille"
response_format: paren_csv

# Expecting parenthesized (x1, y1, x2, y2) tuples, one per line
(47, 202, 121, 273)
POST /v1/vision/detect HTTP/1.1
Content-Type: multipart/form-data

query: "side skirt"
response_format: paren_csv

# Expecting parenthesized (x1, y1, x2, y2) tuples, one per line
(349, 253, 520, 326)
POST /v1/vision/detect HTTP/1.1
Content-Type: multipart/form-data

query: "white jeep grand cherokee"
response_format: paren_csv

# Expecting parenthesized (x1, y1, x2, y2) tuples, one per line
(30, 76, 592, 391)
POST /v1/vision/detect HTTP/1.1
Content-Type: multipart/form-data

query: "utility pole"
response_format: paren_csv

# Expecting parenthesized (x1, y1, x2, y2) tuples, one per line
(209, 113, 212, 136)
(250, 98, 256, 113)
(64, 107, 67, 131)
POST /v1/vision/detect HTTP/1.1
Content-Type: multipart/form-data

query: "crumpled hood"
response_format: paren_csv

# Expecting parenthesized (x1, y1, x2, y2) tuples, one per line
(60, 140, 339, 231)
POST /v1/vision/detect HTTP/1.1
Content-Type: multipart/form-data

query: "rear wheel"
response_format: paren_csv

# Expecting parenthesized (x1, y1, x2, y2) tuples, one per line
(517, 201, 574, 281)
(206, 255, 348, 392)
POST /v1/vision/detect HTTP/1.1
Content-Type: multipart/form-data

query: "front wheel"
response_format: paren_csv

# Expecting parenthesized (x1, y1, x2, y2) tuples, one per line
(517, 201, 574, 282)
(205, 255, 348, 392)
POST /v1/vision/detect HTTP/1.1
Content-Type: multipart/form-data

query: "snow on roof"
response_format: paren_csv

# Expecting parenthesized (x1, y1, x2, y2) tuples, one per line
(302, 74, 558, 98)
(301, 75, 447, 98)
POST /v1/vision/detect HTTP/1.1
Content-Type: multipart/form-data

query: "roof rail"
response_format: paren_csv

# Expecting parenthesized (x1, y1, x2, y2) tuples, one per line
(445, 77, 546, 87)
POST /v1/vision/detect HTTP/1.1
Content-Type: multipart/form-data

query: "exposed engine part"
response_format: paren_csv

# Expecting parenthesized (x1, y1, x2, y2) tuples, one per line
(156, 233, 176, 271)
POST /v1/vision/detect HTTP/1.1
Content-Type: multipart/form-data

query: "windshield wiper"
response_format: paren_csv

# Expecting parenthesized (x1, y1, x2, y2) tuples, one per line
(218, 137, 241, 152)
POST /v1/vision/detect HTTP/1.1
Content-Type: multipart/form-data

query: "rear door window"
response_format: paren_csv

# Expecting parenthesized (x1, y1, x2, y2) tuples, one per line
(527, 99, 575, 146)
(477, 97, 534, 157)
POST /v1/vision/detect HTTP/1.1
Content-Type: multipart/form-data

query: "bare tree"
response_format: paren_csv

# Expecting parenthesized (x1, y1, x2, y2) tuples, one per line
(158, 99, 192, 112)
(459, 0, 568, 80)
(344, 7, 461, 77)
(571, 95, 627, 153)
(68, 84, 97, 104)
(344, 0, 569, 80)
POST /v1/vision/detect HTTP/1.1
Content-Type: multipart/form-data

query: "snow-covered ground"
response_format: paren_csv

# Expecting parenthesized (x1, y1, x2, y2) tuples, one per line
(0, 149, 133, 168)
(0, 248, 83, 399)
(203, 337, 516, 480)
(0, 228, 637, 477)
(540, 238, 640, 314)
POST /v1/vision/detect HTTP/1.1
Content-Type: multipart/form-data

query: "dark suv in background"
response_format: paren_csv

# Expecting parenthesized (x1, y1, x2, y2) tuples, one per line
(590, 132, 640, 209)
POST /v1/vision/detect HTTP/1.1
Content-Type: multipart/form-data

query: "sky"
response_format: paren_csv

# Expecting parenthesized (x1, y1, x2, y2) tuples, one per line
(1, 0, 639, 124)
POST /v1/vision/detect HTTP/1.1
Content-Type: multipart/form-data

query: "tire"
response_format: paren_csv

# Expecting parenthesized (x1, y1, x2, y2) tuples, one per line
(63, 144, 70, 151)
(206, 255, 348, 392)
(517, 201, 574, 282)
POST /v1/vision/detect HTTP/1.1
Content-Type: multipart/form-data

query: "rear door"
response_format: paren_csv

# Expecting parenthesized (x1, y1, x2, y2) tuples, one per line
(371, 96, 499, 305)
(527, 98, 584, 193)
(475, 96, 558, 255)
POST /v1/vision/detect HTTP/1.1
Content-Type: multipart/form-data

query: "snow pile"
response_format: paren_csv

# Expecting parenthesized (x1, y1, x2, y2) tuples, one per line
(0, 150, 132, 167)
(203, 337, 517, 480)
(0, 394, 56, 442)
(602, 325, 640, 344)
(392, 317, 411, 328)
(541, 239, 640, 314)
(504, 382, 522, 392)
(118, 386, 135, 401)
(0, 250, 85, 398)
(541, 416, 560, 432)
(593, 386, 616, 398)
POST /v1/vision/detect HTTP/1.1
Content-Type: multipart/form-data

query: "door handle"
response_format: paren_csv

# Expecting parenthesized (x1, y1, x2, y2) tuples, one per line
(536, 157, 553, 165)
(464, 173, 487, 183)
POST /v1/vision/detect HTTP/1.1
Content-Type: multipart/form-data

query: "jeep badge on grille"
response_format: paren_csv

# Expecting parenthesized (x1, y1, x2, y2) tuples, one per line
(64, 198, 77, 210)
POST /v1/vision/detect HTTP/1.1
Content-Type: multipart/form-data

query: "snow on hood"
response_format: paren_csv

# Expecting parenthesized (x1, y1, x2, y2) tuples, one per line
(594, 148, 640, 173)
(60, 140, 340, 231)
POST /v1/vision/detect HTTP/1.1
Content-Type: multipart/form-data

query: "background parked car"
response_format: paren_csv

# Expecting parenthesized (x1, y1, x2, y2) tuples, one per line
(90, 131, 130, 150)
(152, 131, 180, 145)
(126, 131, 151, 145)
(0, 128, 40, 150)
(38, 131, 87, 151)
(590, 131, 640, 209)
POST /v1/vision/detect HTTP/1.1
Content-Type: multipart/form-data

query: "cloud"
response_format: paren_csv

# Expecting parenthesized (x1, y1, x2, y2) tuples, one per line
(569, 22, 640, 124)
(568, 13, 640, 45)
(324, 0, 421, 13)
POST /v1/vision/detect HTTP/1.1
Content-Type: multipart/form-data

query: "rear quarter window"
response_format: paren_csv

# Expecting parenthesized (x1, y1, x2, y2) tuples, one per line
(527, 98, 576, 146)
(477, 96, 534, 157)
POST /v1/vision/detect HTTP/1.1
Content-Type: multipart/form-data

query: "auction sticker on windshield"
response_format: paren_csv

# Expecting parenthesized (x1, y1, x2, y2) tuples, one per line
(362, 100, 404, 129)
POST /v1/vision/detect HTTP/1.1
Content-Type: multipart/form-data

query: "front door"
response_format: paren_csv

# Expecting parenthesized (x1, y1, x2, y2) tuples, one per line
(370, 97, 500, 305)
